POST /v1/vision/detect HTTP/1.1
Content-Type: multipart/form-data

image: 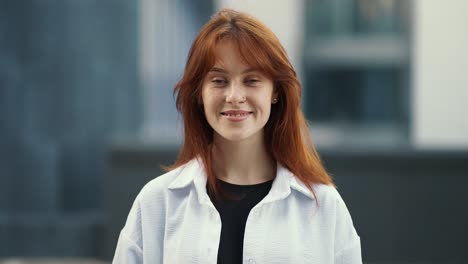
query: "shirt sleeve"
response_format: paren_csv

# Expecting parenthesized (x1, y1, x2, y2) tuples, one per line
(112, 231, 143, 264)
(112, 198, 144, 264)
(333, 189, 363, 264)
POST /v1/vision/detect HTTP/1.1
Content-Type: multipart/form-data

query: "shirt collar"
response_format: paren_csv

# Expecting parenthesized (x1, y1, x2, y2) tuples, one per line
(167, 158, 315, 203)
(168, 158, 202, 190)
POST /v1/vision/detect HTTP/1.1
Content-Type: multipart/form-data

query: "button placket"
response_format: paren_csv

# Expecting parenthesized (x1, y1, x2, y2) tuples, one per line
(243, 205, 265, 264)
(205, 206, 221, 263)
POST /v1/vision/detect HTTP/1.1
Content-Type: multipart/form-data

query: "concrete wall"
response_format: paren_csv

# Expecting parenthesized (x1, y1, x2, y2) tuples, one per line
(412, 0, 468, 149)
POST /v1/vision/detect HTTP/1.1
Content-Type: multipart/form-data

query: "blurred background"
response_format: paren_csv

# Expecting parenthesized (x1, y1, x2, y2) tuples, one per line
(1, 0, 467, 263)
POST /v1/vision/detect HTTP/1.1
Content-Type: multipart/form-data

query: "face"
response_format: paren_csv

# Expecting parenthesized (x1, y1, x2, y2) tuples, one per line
(201, 40, 277, 143)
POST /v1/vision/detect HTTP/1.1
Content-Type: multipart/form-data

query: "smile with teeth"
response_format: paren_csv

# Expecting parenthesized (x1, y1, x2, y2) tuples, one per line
(221, 111, 252, 121)
(222, 113, 250, 117)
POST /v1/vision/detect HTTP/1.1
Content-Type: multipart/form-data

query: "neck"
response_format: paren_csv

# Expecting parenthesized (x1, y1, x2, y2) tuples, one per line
(211, 131, 276, 185)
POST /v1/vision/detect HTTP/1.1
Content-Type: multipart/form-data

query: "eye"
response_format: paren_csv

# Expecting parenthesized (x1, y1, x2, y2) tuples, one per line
(211, 78, 228, 87)
(245, 78, 260, 86)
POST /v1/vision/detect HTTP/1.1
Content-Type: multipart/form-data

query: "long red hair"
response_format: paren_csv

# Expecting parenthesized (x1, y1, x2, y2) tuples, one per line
(169, 8, 334, 201)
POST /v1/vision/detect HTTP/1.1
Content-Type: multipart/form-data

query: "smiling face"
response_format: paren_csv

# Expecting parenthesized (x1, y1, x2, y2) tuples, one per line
(201, 40, 277, 143)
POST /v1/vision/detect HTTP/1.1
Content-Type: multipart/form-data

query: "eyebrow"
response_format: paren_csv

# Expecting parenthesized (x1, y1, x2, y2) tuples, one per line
(208, 67, 259, 74)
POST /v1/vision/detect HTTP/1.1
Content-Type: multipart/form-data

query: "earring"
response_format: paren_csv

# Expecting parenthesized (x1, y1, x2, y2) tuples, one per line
(272, 98, 278, 104)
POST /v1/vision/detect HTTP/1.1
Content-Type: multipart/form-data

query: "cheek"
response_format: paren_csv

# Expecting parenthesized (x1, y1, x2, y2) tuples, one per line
(201, 93, 222, 118)
(263, 103, 272, 118)
(260, 91, 274, 113)
(203, 92, 223, 106)
(201, 88, 211, 107)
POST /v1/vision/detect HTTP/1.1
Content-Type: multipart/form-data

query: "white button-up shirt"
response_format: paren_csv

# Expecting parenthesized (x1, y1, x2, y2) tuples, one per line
(113, 158, 362, 264)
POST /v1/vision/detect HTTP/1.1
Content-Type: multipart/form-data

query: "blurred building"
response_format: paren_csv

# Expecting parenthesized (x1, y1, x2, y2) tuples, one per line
(1, 0, 467, 263)
(0, 0, 141, 258)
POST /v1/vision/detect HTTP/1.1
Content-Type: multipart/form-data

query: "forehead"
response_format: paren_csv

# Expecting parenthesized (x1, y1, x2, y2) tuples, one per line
(211, 39, 261, 72)
(213, 40, 245, 64)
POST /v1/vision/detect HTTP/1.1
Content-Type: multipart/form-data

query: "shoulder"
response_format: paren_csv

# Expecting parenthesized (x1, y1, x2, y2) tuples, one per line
(312, 183, 341, 203)
(291, 180, 361, 260)
(135, 161, 192, 205)
(312, 183, 361, 253)
(289, 178, 347, 213)
(119, 161, 193, 239)
(306, 183, 351, 215)
(291, 179, 340, 203)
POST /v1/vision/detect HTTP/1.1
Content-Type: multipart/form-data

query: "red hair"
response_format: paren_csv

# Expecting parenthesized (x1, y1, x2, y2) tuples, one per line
(169, 8, 334, 201)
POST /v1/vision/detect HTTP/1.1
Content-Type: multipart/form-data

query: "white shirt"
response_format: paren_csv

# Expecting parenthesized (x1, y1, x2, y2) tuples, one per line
(113, 158, 362, 264)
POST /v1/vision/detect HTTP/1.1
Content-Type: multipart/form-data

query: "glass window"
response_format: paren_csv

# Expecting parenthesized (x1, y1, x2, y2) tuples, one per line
(303, 0, 411, 148)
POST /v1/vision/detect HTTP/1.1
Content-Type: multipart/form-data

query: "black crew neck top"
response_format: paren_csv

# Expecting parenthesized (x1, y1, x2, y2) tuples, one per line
(207, 178, 274, 264)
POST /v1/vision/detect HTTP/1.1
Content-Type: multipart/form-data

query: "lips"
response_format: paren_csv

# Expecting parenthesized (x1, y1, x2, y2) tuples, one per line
(221, 110, 252, 122)
(221, 110, 252, 116)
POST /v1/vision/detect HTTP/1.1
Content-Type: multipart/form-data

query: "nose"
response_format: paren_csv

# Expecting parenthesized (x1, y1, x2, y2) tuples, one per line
(225, 81, 246, 104)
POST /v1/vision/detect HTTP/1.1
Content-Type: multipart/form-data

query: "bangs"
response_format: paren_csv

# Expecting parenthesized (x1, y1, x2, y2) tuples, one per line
(236, 35, 276, 77)
(210, 32, 277, 78)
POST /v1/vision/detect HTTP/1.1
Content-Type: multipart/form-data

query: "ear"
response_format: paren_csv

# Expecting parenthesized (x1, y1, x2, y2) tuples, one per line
(272, 90, 279, 104)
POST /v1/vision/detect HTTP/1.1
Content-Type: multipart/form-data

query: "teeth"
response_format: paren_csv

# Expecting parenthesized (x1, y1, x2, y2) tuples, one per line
(224, 113, 248, 117)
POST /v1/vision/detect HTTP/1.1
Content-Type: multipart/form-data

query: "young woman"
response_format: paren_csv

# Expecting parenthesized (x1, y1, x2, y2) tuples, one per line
(113, 9, 362, 264)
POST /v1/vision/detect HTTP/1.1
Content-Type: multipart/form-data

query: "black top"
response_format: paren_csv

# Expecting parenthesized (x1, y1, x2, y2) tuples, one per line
(208, 178, 274, 264)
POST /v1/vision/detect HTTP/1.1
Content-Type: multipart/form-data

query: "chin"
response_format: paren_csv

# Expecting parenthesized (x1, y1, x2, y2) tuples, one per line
(219, 133, 250, 142)
(215, 129, 262, 143)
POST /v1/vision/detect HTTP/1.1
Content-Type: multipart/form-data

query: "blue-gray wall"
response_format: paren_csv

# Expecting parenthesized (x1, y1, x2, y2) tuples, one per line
(0, 0, 140, 256)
